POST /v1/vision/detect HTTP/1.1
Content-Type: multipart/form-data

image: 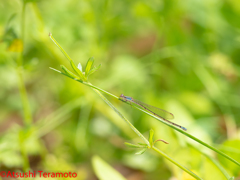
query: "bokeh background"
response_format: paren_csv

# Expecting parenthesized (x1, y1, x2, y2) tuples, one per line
(0, 0, 240, 179)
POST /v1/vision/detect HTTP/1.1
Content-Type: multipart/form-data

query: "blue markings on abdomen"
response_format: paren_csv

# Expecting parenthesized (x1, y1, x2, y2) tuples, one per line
(126, 96, 133, 101)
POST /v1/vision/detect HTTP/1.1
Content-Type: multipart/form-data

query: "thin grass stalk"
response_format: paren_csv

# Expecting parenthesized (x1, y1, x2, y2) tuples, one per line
(17, 1, 31, 172)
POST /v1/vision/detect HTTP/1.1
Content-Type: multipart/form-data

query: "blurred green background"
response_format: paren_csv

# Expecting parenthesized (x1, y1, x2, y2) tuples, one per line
(0, 0, 240, 179)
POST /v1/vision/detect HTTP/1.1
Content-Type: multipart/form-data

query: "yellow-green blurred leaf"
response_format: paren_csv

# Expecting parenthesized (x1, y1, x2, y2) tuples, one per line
(92, 155, 126, 180)
(7, 39, 23, 52)
(85, 57, 94, 77)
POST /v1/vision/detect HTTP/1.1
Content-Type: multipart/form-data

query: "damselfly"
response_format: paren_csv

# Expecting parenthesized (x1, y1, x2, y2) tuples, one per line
(119, 94, 187, 131)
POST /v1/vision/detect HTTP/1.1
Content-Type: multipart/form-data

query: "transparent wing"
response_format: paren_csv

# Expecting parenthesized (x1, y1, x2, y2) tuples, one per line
(132, 99, 174, 120)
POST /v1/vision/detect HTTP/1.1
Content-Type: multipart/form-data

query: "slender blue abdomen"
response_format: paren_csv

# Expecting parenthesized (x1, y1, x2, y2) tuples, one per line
(125, 96, 133, 101)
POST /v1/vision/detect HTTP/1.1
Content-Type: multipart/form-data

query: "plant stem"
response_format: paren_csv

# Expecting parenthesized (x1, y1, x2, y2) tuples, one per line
(70, 71, 240, 167)
(17, 67, 32, 125)
(51, 68, 240, 167)
(19, 130, 30, 172)
(188, 144, 231, 179)
(49, 67, 119, 99)
(134, 105, 240, 167)
(49, 33, 72, 62)
(83, 82, 119, 99)
(17, 1, 26, 66)
(17, 1, 32, 126)
(17, 1, 31, 173)
(152, 146, 202, 180)
(92, 88, 150, 146)
(54, 70, 204, 179)
(51, 68, 150, 144)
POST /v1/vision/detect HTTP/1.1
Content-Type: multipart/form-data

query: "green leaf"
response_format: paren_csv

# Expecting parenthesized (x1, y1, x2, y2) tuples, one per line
(92, 155, 126, 180)
(135, 148, 147, 155)
(85, 57, 94, 77)
(149, 129, 154, 146)
(88, 64, 101, 77)
(49, 33, 86, 82)
(78, 63, 82, 72)
(205, 154, 232, 180)
(125, 142, 145, 148)
(138, 142, 148, 146)
(70, 60, 86, 81)
(60, 65, 80, 80)
(49, 67, 61, 73)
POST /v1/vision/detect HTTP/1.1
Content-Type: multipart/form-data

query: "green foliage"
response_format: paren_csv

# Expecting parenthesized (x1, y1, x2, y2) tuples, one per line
(1, 0, 240, 179)
(85, 57, 94, 78)
(49, 34, 204, 179)
(60, 65, 80, 80)
(92, 155, 126, 180)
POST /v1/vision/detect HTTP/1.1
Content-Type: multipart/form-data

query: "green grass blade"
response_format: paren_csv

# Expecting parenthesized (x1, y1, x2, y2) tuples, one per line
(189, 143, 232, 179)
(133, 105, 240, 167)
(152, 146, 203, 180)
(206, 155, 232, 179)
(85, 57, 94, 77)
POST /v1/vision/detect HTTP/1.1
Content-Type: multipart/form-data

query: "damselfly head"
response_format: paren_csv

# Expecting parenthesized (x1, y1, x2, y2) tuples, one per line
(120, 94, 124, 98)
